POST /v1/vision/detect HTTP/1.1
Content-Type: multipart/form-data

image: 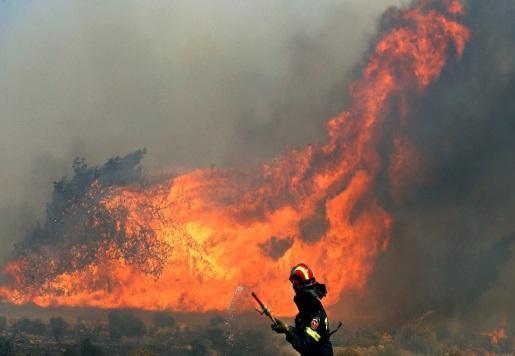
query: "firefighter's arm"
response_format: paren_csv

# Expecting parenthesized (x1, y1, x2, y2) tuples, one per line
(285, 325, 322, 353)
(284, 317, 326, 354)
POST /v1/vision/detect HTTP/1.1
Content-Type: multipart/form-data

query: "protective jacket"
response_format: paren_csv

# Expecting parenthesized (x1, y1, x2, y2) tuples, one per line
(285, 287, 334, 356)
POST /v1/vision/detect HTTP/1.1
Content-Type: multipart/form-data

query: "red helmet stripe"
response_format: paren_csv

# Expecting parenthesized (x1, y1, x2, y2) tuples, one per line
(294, 265, 310, 280)
(291, 263, 315, 282)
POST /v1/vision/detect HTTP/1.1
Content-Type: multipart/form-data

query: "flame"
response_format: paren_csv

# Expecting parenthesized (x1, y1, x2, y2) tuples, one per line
(0, 1, 469, 315)
(481, 327, 508, 345)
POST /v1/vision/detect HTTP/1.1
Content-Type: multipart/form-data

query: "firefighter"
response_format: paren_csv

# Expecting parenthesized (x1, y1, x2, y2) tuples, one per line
(271, 263, 334, 356)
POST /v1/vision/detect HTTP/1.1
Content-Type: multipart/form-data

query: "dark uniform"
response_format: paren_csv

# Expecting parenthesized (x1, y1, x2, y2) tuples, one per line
(284, 288, 333, 356)
(272, 263, 335, 356)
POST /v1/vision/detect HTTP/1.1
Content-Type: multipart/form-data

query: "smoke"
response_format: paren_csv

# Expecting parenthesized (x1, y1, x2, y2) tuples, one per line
(3, 0, 514, 333)
(337, 0, 515, 332)
(258, 236, 293, 260)
(0, 0, 400, 264)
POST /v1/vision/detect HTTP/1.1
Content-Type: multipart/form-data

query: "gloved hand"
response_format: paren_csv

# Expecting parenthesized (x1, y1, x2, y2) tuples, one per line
(271, 319, 289, 334)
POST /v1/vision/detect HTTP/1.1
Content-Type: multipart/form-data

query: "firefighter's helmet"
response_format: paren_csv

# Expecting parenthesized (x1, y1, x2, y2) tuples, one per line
(289, 263, 316, 288)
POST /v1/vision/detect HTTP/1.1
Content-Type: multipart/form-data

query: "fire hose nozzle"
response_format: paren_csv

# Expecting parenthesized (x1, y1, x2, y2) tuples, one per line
(251, 291, 277, 324)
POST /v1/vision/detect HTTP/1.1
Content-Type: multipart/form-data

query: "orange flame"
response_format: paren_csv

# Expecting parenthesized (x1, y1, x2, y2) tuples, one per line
(0, 1, 469, 315)
(481, 327, 508, 345)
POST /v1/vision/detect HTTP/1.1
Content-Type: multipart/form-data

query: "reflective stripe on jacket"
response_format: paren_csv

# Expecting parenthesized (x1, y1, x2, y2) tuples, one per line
(285, 290, 333, 356)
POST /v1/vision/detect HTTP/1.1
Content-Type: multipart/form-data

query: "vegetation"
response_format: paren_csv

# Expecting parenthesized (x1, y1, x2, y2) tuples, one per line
(0, 336, 13, 356)
(151, 311, 175, 329)
(209, 315, 226, 328)
(0, 311, 510, 355)
(79, 338, 106, 356)
(11, 317, 46, 335)
(108, 310, 146, 341)
(0, 316, 6, 331)
(50, 316, 69, 341)
(395, 322, 440, 354)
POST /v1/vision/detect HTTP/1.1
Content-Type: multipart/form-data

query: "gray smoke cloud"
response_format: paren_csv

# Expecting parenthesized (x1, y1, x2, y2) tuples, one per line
(336, 0, 515, 333)
(0, 0, 400, 264)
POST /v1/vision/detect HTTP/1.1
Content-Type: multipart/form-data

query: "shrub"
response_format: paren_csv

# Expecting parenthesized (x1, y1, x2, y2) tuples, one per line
(50, 317, 68, 341)
(79, 338, 105, 356)
(108, 310, 145, 341)
(11, 317, 46, 335)
(151, 311, 175, 329)
(0, 336, 14, 356)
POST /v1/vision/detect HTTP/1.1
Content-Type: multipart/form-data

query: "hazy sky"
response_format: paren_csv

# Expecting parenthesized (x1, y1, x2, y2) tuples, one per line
(0, 0, 401, 262)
